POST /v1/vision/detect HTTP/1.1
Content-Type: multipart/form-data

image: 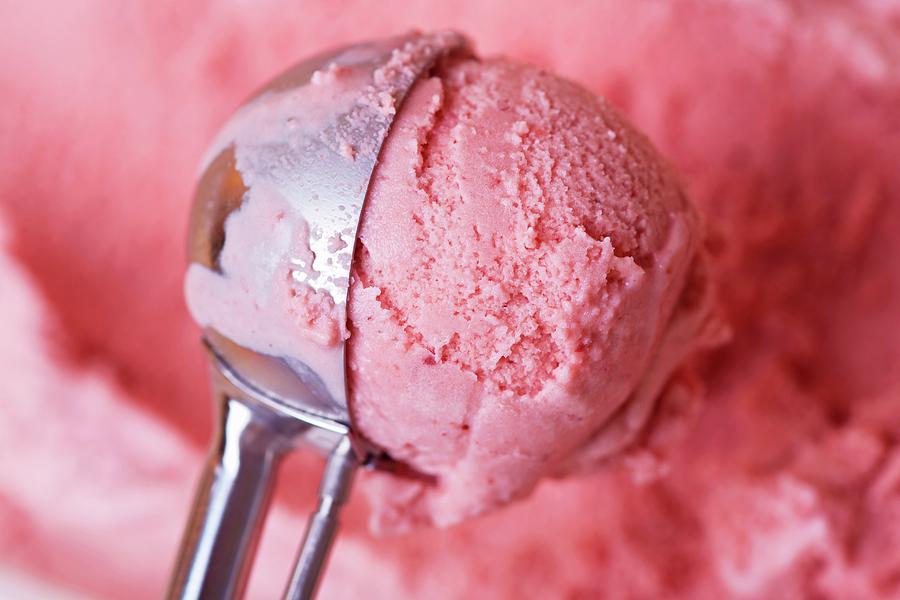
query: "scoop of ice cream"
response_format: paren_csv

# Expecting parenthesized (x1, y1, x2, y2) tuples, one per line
(184, 33, 716, 530)
(349, 54, 716, 528)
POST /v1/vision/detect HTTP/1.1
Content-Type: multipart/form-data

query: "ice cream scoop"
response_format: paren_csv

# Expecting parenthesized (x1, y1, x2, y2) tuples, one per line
(168, 32, 468, 600)
(176, 23, 716, 598)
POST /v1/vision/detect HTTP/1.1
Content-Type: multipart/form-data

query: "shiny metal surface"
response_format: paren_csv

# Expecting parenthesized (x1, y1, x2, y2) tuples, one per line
(188, 31, 466, 422)
(170, 32, 468, 600)
(205, 330, 349, 433)
(168, 364, 330, 600)
(283, 437, 357, 600)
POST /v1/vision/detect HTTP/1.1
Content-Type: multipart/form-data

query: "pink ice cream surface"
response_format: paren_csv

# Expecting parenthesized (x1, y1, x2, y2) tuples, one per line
(349, 54, 715, 527)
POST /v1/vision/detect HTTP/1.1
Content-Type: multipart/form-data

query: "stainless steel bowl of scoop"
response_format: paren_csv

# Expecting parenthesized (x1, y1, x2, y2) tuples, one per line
(167, 32, 467, 600)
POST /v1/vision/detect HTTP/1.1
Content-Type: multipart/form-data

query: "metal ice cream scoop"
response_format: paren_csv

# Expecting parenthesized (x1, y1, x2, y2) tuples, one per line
(168, 33, 467, 600)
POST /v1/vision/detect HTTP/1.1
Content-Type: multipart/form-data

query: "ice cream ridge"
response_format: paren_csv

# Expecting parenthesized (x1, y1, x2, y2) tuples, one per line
(185, 30, 719, 530)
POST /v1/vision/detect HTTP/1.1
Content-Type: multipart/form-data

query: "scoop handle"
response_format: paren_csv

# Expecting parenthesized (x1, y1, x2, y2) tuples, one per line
(283, 437, 357, 600)
(167, 391, 291, 600)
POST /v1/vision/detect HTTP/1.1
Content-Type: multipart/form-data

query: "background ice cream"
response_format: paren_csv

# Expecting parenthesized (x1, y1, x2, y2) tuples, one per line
(1, 1, 900, 599)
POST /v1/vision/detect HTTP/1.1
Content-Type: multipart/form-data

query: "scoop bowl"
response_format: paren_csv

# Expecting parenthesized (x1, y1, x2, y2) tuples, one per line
(168, 32, 468, 600)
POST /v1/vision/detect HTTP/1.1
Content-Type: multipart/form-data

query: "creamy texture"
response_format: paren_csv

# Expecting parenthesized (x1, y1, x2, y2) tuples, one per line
(349, 56, 716, 527)
(2, 1, 900, 599)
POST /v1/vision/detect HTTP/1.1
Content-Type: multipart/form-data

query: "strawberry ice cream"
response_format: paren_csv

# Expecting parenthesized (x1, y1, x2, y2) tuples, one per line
(185, 33, 716, 529)
(348, 52, 716, 527)
(2, 1, 900, 600)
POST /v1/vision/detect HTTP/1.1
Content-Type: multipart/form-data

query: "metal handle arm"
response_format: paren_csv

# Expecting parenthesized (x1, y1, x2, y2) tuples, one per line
(283, 437, 358, 600)
(167, 394, 294, 600)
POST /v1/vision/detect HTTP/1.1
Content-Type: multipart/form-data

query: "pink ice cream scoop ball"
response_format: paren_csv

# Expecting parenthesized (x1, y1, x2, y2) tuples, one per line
(347, 51, 716, 529)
